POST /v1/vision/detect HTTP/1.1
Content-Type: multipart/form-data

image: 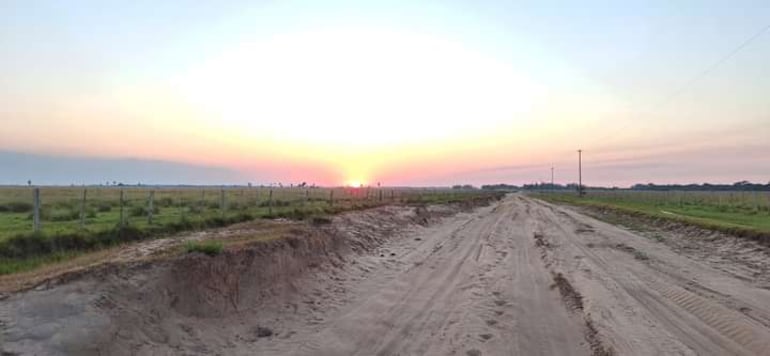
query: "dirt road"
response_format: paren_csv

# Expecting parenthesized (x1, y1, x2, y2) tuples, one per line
(3, 194, 770, 355)
(260, 194, 770, 355)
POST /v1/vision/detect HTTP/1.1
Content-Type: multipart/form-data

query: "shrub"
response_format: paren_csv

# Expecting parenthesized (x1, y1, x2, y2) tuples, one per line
(47, 208, 80, 222)
(259, 200, 290, 208)
(95, 202, 112, 212)
(311, 216, 332, 225)
(5, 201, 33, 213)
(185, 240, 223, 256)
(187, 205, 203, 214)
(276, 208, 310, 220)
(157, 197, 175, 207)
(129, 205, 160, 217)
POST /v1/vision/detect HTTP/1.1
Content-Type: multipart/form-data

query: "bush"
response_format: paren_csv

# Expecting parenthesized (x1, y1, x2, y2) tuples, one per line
(187, 205, 204, 214)
(157, 197, 175, 207)
(129, 205, 160, 217)
(46, 208, 80, 222)
(259, 199, 290, 208)
(311, 216, 332, 225)
(0, 224, 153, 259)
(95, 202, 112, 212)
(185, 240, 223, 256)
(4, 201, 34, 213)
(274, 208, 310, 220)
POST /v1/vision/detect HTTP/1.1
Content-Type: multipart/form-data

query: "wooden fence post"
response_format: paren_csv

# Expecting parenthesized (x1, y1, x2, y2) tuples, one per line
(80, 188, 87, 229)
(119, 189, 125, 227)
(753, 192, 759, 212)
(220, 188, 226, 216)
(329, 189, 334, 206)
(147, 190, 155, 225)
(268, 189, 274, 215)
(179, 193, 185, 221)
(32, 187, 41, 232)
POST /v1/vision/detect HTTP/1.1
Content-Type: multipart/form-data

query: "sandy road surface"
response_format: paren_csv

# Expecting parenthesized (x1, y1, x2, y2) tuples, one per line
(260, 194, 770, 356)
(3, 194, 770, 355)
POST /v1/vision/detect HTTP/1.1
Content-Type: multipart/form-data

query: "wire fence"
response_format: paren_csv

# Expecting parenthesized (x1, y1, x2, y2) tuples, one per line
(540, 189, 770, 215)
(0, 186, 483, 239)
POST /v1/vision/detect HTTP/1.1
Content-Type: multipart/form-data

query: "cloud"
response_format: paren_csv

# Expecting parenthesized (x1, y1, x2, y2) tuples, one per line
(461, 163, 551, 174)
(0, 151, 244, 185)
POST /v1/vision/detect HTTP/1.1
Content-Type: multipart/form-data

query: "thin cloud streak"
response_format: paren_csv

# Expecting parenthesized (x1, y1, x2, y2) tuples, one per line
(0, 151, 244, 186)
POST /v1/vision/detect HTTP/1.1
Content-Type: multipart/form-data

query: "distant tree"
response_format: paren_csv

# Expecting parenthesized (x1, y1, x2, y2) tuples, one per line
(481, 184, 520, 191)
(27, 179, 31, 186)
(452, 184, 477, 190)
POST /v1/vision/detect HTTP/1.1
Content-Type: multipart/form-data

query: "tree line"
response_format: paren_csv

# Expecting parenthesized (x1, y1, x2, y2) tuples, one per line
(479, 181, 770, 192)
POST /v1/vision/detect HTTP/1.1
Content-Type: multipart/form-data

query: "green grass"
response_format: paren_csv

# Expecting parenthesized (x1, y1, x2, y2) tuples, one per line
(0, 186, 503, 275)
(535, 192, 770, 243)
(185, 240, 224, 256)
(0, 250, 85, 275)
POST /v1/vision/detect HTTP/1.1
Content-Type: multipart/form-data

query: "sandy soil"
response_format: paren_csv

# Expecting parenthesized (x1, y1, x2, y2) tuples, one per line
(2, 194, 770, 355)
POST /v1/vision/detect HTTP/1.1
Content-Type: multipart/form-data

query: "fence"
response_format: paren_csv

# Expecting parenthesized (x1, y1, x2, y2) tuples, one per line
(0, 186, 479, 239)
(568, 190, 770, 214)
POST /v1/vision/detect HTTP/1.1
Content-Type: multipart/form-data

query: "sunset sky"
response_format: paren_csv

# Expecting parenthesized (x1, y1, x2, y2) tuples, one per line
(1, 1, 769, 186)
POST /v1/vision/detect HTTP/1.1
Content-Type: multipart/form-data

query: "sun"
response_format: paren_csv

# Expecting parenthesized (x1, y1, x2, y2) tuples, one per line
(346, 179, 365, 187)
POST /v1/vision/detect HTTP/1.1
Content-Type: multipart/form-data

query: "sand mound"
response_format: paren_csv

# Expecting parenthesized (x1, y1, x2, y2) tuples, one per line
(0, 200, 496, 355)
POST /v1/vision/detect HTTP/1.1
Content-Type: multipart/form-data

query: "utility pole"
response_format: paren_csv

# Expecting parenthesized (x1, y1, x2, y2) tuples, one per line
(577, 149, 583, 197)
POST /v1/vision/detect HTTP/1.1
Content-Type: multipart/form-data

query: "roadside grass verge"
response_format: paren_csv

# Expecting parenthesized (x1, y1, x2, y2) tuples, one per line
(534, 193, 770, 245)
(185, 240, 224, 256)
(0, 251, 86, 276)
(0, 190, 503, 276)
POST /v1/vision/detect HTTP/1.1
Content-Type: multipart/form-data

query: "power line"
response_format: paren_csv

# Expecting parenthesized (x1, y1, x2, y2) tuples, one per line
(580, 22, 770, 154)
(659, 23, 770, 106)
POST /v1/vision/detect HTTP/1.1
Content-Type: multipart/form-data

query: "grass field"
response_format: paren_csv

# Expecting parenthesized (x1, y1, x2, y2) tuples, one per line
(535, 190, 770, 240)
(0, 186, 499, 275)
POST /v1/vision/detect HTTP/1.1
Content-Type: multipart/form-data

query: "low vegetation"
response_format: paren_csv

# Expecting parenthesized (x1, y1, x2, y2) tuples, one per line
(185, 240, 224, 256)
(535, 191, 770, 243)
(0, 186, 502, 275)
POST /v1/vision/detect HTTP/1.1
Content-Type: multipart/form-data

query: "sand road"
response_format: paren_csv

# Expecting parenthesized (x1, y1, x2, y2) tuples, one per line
(3, 194, 770, 355)
(260, 194, 770, 356)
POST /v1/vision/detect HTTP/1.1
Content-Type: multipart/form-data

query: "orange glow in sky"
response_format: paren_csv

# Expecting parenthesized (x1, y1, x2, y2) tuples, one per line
(1, 1, 769, 186)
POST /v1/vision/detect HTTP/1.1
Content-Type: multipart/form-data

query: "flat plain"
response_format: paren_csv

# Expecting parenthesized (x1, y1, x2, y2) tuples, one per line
(2, 193, 770, 355)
